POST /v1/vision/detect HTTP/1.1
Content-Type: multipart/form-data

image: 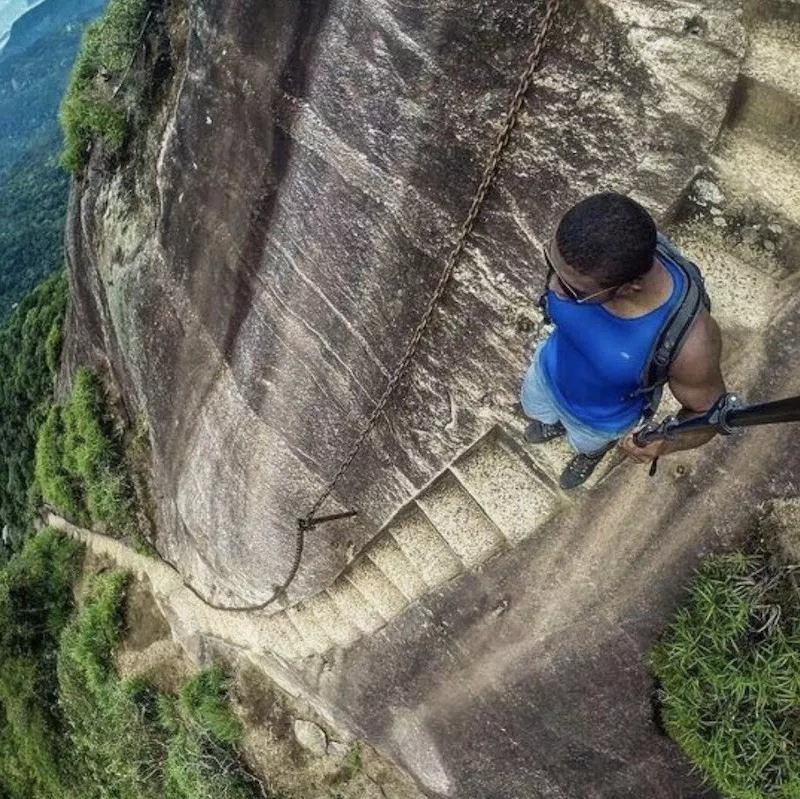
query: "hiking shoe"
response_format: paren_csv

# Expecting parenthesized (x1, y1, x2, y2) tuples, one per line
(524, 419, 566, 444)
(559, 445, 613, 490)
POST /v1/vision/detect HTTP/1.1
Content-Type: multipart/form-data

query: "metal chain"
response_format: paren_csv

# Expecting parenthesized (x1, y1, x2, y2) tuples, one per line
(301, 0, 562, 527)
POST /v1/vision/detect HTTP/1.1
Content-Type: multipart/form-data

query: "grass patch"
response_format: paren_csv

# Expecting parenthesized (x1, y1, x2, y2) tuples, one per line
(35, 367, 135, 533)
(158, 666, 266, 799)
(59, 0, 152, 172)
(651, 551, 800, 798)
(327, 742, 364, 796)
(58, 568, 165, 798)
(132, 532, 158, 558)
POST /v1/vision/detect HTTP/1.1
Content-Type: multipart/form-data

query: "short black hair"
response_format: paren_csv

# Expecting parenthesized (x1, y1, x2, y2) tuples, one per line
(555, 192, 657, 286)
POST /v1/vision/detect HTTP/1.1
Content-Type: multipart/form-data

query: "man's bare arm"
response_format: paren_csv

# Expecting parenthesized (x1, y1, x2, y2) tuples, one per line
(621, 311, 726, 462)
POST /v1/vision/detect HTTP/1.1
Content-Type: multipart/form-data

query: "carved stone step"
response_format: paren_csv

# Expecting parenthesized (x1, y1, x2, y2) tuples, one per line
(495, 413, 566, 486)
(366, 535, 428, 601)
(745, 0, 800, 25)
(672, 222, 785, 337)
(388, 507, 462, 587)
(712, 136, 800, 231)
(325, 579, 386, 635)
(450, 431, 559, 545)
(498, 413, 623, 493)
(259, 613, 314, 660)
(287, 605, 335, 654)
(742, 18, 800, 103)
(730, 77, 800, 158)
(416, 472, 506, 568)
(300, 591, 362, 648)
(250, 615, 287, 657)
(344, 558, 409, 621)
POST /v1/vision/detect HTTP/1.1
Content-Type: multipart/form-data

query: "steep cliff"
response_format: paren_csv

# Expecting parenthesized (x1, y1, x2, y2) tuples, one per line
(62, 0, 746, 607)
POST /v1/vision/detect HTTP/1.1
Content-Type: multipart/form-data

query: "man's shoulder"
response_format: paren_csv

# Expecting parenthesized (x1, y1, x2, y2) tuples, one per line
(669, 309, 723, 379)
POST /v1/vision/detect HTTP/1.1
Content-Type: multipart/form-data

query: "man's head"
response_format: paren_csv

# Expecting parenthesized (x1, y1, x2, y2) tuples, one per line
(547, 192, 657, 301)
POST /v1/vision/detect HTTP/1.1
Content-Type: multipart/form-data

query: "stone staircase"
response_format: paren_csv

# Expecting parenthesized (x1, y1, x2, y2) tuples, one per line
(253, 428, 563, 660)
(248, 0, 800, 663)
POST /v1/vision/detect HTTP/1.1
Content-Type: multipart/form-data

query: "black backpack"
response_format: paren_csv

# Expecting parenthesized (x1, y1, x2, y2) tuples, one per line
(630, 231, 711, 417)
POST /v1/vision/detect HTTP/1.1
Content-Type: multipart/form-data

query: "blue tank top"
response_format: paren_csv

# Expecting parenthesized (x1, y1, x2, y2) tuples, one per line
(540, 255, 685, 433)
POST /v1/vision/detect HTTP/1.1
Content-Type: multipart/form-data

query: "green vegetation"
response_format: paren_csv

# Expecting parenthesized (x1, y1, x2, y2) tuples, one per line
(0, 527, 83, 799)
(0, 273, 67, 547)
(0, 0, 106, 320)
(0, 133, 70, 322)
(58, 566, 268, 798)
(159, 667, 263, 799)
(651, 550, 800, 798)
(58, 569, 150, 798)
(132, 531, 158, 557)
(0, 0, 106, 180)
(0, 528, 268, 798)
(329, 743, 364, 792)
(35, 367, 134, 532)
(60, 0, 152, 172)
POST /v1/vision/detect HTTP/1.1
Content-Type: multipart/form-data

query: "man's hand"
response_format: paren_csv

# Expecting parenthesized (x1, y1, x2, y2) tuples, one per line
(619, 432, 667, 463)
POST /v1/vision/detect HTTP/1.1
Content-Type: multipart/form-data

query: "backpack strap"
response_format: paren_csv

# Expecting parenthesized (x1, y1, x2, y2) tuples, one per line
(655, 232, 711, 312)
(538, 265, 553, 324)
(630, 233, 711, 417)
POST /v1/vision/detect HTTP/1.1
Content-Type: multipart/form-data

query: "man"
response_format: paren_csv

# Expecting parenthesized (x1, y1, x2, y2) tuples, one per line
(521, 192, 726, 489)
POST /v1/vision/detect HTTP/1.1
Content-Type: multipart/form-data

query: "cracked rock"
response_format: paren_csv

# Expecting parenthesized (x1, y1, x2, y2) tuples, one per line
(294, 719, 328, 756)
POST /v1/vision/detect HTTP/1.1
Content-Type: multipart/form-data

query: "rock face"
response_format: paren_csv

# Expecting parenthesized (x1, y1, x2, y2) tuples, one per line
(62, 0, 744, 606)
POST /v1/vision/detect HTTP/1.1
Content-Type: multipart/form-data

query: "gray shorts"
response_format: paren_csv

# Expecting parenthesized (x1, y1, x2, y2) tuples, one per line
(520, 347, 638, 454)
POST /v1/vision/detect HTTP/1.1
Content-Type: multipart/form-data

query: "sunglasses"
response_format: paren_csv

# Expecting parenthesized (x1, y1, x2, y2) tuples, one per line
(542, 244, 621, 304)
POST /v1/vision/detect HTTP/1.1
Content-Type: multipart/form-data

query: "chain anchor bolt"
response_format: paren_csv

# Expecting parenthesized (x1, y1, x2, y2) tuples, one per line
(298, 510, 358, 532)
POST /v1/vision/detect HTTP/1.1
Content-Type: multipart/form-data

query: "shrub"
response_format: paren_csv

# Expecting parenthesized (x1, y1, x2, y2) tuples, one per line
(162, 722, 261, 799)
(58, 572, 264, 799)
(160, 665, 265, 799)
(61, 369, 133, 527)
(34, 367, 134, 532)
(44, 319, 63, 377)
(0, 535, 266, 798)
(59, 0, 152, 172)
(58, 569, 128, 694)
(132, 532, 157, 558)
(62, 368, 112, 477)
(0, 527, 83, 645)
(35, 405, 83, 521)
(57, 569, 165, 798)
(651, 552, 800, 798)
(179, 666, 244, 745)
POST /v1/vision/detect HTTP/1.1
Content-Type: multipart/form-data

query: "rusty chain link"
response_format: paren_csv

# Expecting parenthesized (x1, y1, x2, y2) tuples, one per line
(301, 0, 562, 529)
